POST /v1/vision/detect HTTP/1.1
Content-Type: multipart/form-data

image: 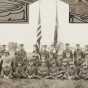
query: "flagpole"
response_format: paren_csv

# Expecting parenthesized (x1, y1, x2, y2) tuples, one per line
(56, 0, 58, 26)
(54, 0, 58, 47)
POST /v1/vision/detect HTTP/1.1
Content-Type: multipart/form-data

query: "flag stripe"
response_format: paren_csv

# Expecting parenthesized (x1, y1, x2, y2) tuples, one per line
(37, 31, 41, 37)
(37, 25, 41, 30)
(37, 37, 42, 43)
(36, 7, 42, 48)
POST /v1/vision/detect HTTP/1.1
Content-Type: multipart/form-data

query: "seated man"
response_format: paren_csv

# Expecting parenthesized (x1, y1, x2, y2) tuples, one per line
(2, 54, 12, 78)
(57, 62, 69, 80)
(49, 57, 58, 79)
(29, 44, 40, 79)
(79, 62, 88, 80)
(38, 45, 49, 78)
(68, 62, 76, 80)
(1, 45, 11, 78)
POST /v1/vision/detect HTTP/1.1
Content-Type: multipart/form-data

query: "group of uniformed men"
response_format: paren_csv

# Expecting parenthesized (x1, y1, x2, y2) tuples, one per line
(30, 43, 88, 80)
(0, 44, 28, 79)
(0, 43, 88, 80)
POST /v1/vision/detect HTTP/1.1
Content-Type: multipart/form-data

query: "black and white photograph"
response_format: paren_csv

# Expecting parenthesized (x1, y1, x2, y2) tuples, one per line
(0, 0, 88, 88)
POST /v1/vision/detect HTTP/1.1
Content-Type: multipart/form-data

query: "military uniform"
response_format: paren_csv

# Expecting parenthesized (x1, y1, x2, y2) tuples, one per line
(57, 62, 68, 79)
(63, 49, 73, 62)
(2, 55, 12, 78)
(62, 49, 73, 74)
(84, 46, 88, 66)
(29, 51, 40, 79)
(68, 62, 76, 79)
(56, 56, 63, 79)
(38, 46, 49, 78)
(0, 45, 10, 78)
(79, 63, 88, 79)
(49, 57, 58, 79)
(61, 44, 73, 79)
(12, 45, 28, 78)
(73, 44, 84, 78)
(74, 49, 84, 66)
(48, 46, 59, 79)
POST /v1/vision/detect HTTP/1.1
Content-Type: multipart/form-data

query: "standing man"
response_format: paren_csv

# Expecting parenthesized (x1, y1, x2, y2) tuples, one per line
(13, 44, 28, 78)
(74, 44, 84, 79)
(29, 44, 40, 79)
(84, 45, 88, 66)
(15, 44, 27, 64)
(38, 45, 49, 78)
(49, 44, 58, 79)
(0, 45, 7, 77)
(63, 43, 73, 64)
(74, 44, 84, 65)
(62, 43, 73, 79)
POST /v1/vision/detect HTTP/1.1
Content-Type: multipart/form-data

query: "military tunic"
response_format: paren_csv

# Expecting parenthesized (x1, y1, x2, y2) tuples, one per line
(74, 49, 84, 66)
(61, 49, 73, 79)
(29, 51, 40, 78)
(68, 62, 76, 79)
(74, 49, 85, 78)
(49, 57, 58, 79)
(12, 49, 28, 78)
(63, 49, 73, 63)
(79, 63, 88, 79)
(38, 50, 49, 78)
(84, 50, 88, 66)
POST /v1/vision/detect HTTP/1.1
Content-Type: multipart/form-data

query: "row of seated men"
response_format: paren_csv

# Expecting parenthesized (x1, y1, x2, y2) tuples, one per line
(0, 43, 88, 79)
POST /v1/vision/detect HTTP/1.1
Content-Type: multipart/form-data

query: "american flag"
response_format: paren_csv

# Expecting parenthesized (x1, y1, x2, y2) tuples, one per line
(36, 7, 42, 49)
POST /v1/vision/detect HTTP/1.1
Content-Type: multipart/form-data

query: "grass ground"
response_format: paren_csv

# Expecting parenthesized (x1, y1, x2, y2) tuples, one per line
(0, 79, 88, 88)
